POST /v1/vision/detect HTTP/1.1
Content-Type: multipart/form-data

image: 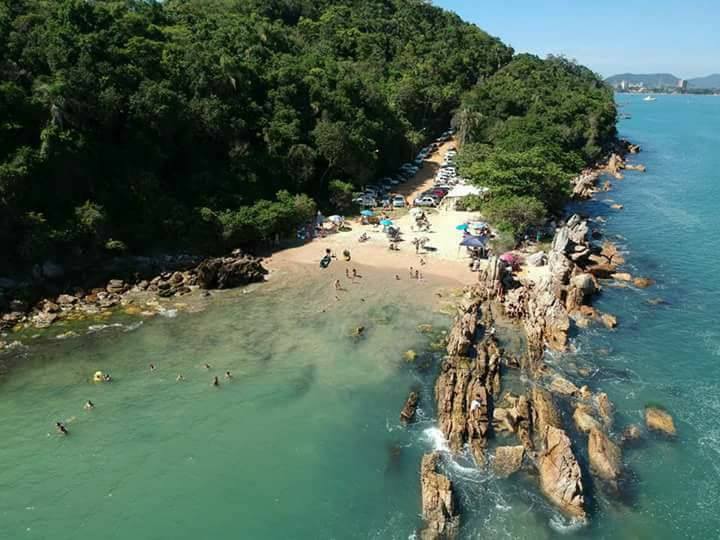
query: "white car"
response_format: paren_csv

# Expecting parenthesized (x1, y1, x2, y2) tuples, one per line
(413, 195, 439, 207)
(354, 195, 377, 207)
(392, 195, 406, 208)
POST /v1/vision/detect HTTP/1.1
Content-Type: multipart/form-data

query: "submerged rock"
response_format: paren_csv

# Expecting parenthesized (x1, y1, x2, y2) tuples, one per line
(645, 407, 677, 437)
(601, 313, 618, 329)
(621, 424, 643, 445)
(633, 277, 655, 288)
(420, 452, 459, 540)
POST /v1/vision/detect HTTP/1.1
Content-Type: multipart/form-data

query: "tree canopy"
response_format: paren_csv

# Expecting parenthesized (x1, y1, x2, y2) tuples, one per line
(456, 54, 617, 236)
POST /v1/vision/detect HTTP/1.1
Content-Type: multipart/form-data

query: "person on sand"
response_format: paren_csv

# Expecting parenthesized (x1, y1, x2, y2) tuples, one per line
(343, 249, 351, 262)
(212, 376, 220, 387)
(345, 268, 350, 279)
(352, 268, 359, 279)
(415, 270, 420, 280)
(419, 257, 426, 266)
(334, 279, 343, 291)
(84, 400, 94, 410)
(56, 422, 69, 435)
(409, 266, 414, 278)
(225, 371, 232, 379)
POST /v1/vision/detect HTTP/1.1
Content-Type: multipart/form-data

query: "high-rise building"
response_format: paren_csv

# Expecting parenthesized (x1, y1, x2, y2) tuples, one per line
(678, 79, 688, 92)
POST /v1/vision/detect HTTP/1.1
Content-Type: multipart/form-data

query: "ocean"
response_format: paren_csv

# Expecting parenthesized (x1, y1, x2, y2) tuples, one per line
(1, 94, 719, 539)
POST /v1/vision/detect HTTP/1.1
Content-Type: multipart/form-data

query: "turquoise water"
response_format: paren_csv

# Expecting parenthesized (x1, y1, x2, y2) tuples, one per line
(3, 95, 720, 539)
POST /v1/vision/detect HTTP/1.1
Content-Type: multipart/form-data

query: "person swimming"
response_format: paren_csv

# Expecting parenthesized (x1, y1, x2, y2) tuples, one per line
(103, 373, 112, 382)
(149, 363, 156, 371)
(224, 371, 232, 379)
(212, 375, 220, 387)
(203, 363, 211, 370)
(84, 400, 94, 410)
(176, 374, 184, 382)
(56, 422, 69, 435)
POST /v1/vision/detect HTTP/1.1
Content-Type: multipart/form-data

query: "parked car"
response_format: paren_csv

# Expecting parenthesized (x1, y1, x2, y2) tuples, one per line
(392, 195, 407, 208)
(413, 158, 424, 168)
(354, 195, 377, 207)
(429, 187, 449, 198)
(414, 195, 439, 207)
(379, 194, 391, 207)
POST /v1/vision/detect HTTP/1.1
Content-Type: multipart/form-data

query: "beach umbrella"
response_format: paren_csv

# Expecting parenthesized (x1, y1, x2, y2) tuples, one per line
(500, 252, 520, 267)
(380, 218, 393, 226)
(327, 215, 344, 224)
(460, 236, 486, 248)
(455, 223, 468, 231)
(360, 210, 374, 217)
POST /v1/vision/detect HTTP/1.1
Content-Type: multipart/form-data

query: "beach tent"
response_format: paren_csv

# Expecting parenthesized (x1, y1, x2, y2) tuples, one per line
(460, 236, 487, 248)
(327, 215, 344, 224)
(360, 210, 374, 217)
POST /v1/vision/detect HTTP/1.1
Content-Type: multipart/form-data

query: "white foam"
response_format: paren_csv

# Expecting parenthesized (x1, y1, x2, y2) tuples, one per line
(549, 514, 586, 534)
(422, 427, 450, 452)
(87, 323, 123, 334)
(158, 309, 178, 318)
(123, 321, 144, 332)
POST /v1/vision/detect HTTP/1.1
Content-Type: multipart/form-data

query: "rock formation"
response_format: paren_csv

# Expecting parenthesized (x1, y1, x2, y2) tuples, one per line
(420, 453, 459, 540)
(493, 446, 525, 478)
(588, 428, 623, 490)
(538, 426, 586, 519)
(196, 250, 267, 289)
(645, 407, 677, 436)
(400, 391, 419, 424)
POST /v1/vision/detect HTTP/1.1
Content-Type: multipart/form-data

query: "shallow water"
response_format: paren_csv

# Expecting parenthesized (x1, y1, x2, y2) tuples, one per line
(3, 95, 720, 539)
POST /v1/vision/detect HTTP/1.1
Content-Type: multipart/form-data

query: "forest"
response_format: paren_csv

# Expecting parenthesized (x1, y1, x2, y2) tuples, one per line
(0, 0, 615, 271)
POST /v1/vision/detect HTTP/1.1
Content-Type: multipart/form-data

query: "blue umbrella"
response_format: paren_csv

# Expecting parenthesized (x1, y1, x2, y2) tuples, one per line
(361, 210, 374, 217)
(455, 223, 468, 231)
(380, 219, 393, 226)
(460, 236, 487, 248)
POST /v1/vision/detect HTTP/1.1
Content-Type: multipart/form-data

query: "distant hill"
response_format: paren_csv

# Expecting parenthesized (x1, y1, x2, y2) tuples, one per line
(605, 73, 679, 88)
(688, 74, 720, 89)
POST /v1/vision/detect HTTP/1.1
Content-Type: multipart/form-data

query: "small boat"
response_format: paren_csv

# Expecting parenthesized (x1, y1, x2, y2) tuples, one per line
(643, 96, 657, 102)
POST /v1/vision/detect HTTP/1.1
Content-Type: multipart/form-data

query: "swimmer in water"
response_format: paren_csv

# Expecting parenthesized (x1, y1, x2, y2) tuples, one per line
(203, 363, 211, 370)
(149, 363, 156, 371)
(56, 422, 69, 435)
(84, 400, 94, 410)
(176, 374, 184, 382)
(212, 375, 220, 387)
(103, 373, 112, 382)
(224, 371, 232, 379)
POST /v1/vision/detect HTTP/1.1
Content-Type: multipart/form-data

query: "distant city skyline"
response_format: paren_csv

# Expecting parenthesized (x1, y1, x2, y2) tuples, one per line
(433, 0, 718, 78)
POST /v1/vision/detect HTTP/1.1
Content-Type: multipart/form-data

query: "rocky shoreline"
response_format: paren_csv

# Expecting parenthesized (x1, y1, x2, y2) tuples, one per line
(418, 142, 677, 535)
(0, 250, 267, 351)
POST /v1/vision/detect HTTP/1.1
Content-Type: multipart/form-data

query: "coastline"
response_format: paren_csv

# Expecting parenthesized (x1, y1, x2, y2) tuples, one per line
(418, 140, 681, 533)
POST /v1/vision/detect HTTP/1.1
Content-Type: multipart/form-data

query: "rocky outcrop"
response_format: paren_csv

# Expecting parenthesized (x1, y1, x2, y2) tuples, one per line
(588, 428, 623, 490)
(573, 405, 601, 434)
(400, 391, 419, 424)
(493, 445, 525, 478)
(645, 407, 677, 437)
(196, 250, 267, 289)
(420, 453, 459, 540)
(538, 426, 586, 519)
(571, 170, 601, 199)
(530, 387, 562, 438)
(596, 392, 614, 429)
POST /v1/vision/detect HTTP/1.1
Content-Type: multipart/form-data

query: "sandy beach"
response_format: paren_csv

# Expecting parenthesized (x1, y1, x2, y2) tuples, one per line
(266, 139, 486, 285)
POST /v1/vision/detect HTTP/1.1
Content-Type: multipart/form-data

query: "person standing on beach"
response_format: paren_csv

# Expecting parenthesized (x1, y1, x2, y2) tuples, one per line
(409, 266, 414, 278)
(345, 268, 350, 278)
(334, 279, 342, 291)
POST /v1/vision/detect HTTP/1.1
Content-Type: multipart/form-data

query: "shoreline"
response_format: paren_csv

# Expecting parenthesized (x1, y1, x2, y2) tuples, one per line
(419, 140, 678, 533)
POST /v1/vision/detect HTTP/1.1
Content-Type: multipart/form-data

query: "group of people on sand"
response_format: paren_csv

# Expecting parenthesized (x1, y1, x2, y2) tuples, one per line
(55, 364, 235, 436)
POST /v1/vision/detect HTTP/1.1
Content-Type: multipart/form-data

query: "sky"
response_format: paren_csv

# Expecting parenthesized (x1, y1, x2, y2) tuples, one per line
(433, 0, 719, 79)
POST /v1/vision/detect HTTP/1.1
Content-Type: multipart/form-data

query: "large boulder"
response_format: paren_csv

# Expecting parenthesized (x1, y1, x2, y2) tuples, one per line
(588, 428, 622, 488)
(645, 407, 676, 437)
(196, 252, 267, 289)
(549, 375, 579, 397)
(420, 453, 459, 540)
(400, 391, 419, 424)
(531, 388, 562, 436)
(538, 426, 585, 519)
(493, 446, 525, 478)
(573, 405, 602, 434)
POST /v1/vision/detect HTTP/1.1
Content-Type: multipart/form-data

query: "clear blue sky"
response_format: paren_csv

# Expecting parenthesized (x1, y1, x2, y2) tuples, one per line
(433, 0, 719, 78)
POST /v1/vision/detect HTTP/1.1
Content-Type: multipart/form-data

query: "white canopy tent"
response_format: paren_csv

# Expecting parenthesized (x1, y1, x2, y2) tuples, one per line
(441, 184, 489, 210)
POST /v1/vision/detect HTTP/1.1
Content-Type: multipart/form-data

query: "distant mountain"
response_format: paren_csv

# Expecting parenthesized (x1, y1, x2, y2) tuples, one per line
(605, 73, 679, 88)
(688, 74, 720, 89)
